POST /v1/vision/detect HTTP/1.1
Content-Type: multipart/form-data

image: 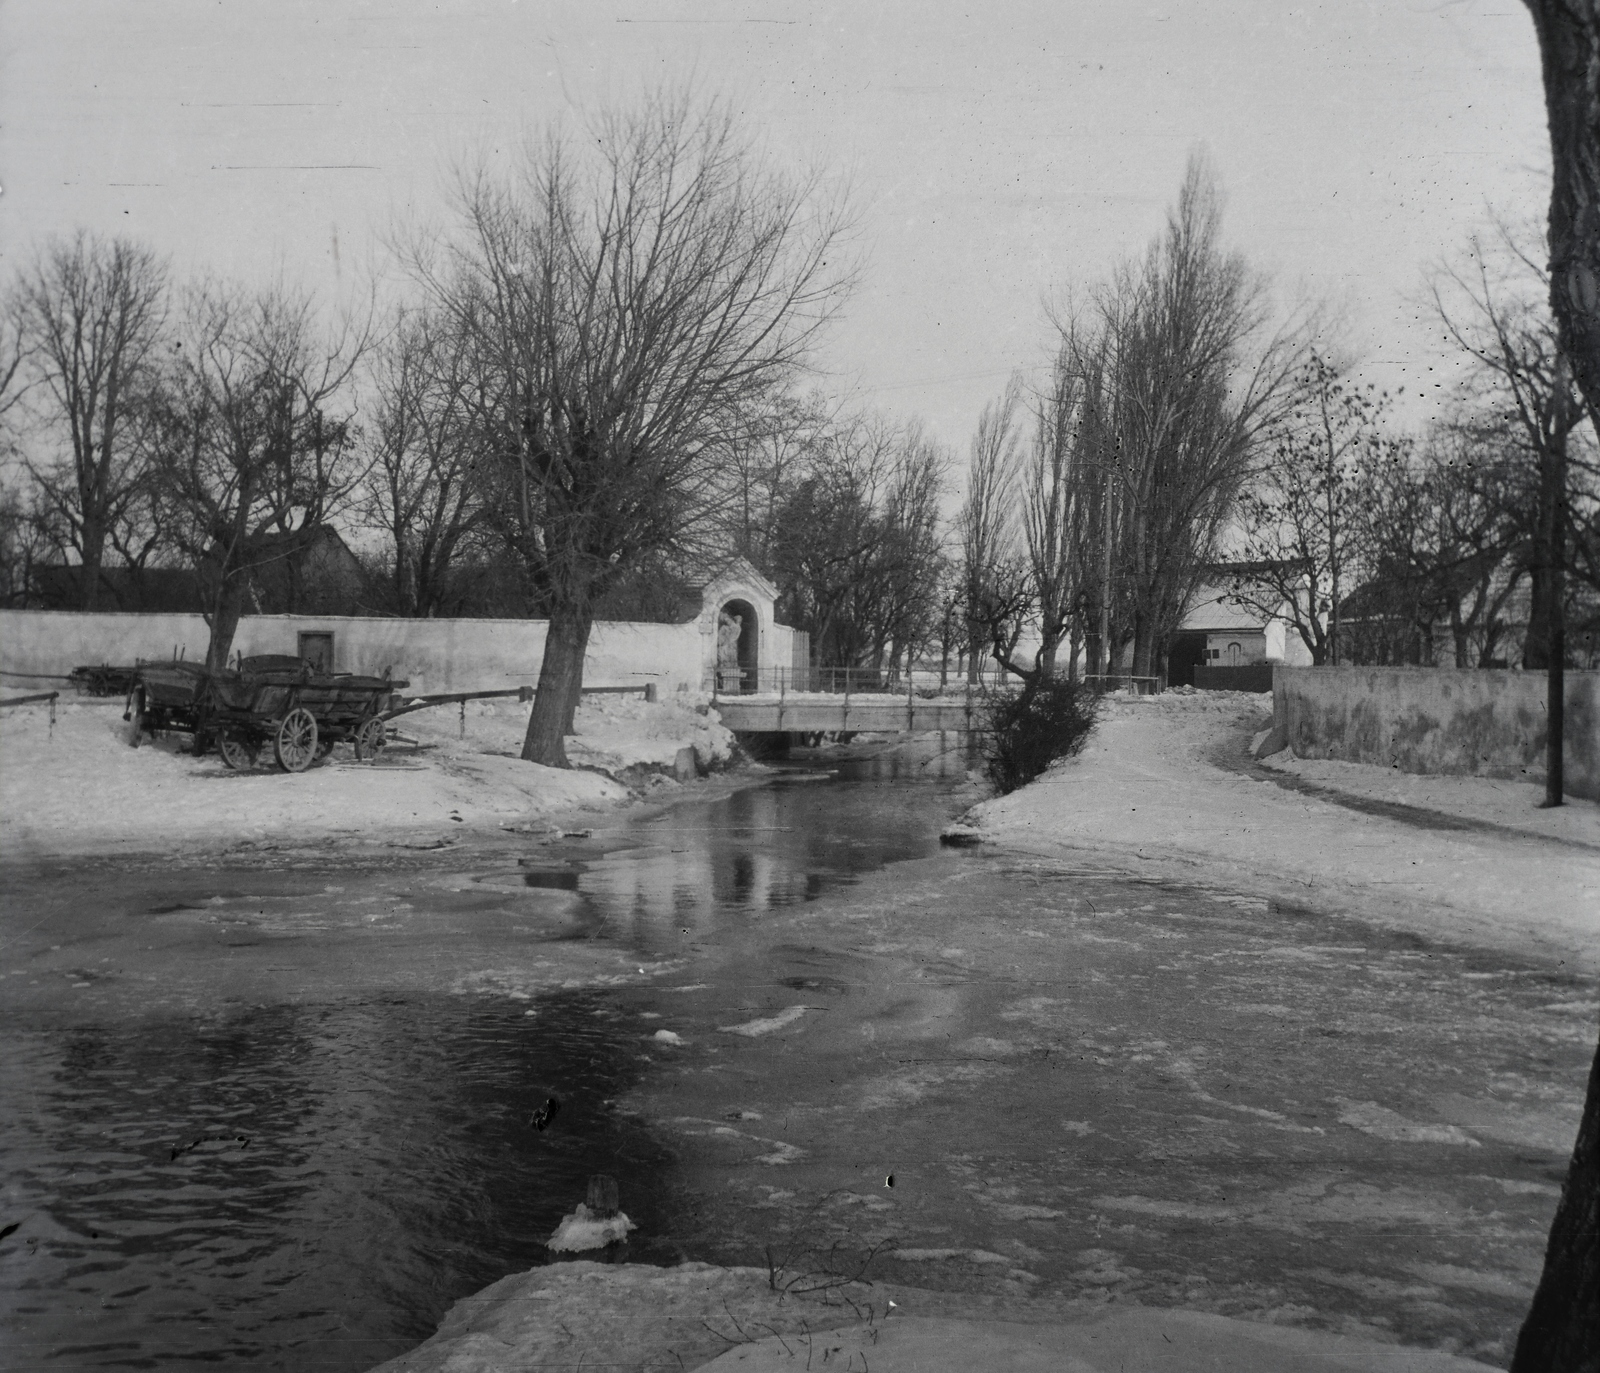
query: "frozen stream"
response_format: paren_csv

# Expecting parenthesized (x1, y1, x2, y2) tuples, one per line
(0, 743, 976, 1371)
(3, 735, 1593, 1371)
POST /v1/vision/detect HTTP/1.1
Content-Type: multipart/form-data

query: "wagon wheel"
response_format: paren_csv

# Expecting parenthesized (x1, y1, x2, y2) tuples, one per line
(218, 733, 260, 771)
(274, 708, 319, 773)
(354, 717, 387, 762)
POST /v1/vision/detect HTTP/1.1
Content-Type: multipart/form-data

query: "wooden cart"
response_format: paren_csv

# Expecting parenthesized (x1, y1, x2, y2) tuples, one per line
(127, 656, 408, 773)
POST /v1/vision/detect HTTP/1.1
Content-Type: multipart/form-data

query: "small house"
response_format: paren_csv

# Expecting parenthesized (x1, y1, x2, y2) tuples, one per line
(1169, 582, 1314, 689)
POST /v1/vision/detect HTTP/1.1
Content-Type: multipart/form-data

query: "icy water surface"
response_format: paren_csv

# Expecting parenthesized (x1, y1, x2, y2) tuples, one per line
(0, 744, 975, 1372)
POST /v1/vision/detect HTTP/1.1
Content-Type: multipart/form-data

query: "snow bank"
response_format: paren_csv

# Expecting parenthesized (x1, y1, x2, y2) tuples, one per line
(365, 1260, 1498, 1373)
(0, 692, 736, 860)
(960, 693, 1600, 970)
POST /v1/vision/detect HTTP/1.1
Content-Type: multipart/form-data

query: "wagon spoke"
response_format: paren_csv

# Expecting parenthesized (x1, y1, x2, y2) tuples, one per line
(274, 708, 319, 773)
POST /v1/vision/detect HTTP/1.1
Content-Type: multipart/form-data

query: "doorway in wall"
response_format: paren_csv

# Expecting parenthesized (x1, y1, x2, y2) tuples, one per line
(297, 632, 335, 673)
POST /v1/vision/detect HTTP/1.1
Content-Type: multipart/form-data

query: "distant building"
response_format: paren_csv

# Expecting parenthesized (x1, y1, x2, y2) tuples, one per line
(33, 526, 371, 618)
(1169, 574, 1315, 688)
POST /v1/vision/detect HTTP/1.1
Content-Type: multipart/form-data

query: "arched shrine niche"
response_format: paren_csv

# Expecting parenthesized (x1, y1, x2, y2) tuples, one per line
(716, 597, 760, 693)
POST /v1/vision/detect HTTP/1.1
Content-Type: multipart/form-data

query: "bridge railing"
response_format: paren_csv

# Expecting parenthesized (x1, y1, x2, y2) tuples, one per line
(709, 665, 1163, 698)
(709, 665, 917, 697)
(1080, 674, 1163, 696)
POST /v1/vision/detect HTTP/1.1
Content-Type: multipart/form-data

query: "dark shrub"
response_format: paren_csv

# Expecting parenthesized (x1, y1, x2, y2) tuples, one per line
(982, 677, 1099, 795)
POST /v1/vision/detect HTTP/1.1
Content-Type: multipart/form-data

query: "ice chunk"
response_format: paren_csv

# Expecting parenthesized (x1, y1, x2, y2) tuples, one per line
(545, 1203, 636, 1252)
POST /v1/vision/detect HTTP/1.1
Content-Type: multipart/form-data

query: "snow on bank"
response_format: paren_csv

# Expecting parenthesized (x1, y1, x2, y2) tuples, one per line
(0, 692, 736, 860)
(960, 692, 1600, 971)
(367, 1259, 1498, 1373)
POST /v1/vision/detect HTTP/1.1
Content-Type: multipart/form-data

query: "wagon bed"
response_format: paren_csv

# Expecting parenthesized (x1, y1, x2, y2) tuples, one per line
(127, 657, 407, 772)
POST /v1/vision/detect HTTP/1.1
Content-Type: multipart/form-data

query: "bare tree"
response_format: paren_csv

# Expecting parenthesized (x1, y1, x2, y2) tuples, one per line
(12, 232, 170, 608)
(1091, 157, 1306, 680)
(715, 389, 831, 571)
(1366, 424, 1526, 669)
(147, 281, 369, 670)
(0, 481, 53, 607)
(958, 387, 1032, 682)
(358, 307, 488, 616)
(1432, 223, 1595, 677)
(407, 91, 854, 765)
(865, 420, 948, 675)
(0, 294, 28, 432)
(768, 409, 946, 674)
(1233, 354, 1404, 664)
(1020, 352, 1091, 679)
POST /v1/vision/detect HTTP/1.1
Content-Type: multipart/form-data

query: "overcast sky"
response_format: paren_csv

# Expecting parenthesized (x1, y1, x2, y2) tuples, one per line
(0, 0, 1552, 457)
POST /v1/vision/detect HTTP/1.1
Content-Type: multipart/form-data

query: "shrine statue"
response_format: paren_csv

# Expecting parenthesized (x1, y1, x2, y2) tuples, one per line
(717, 610, 743, 669)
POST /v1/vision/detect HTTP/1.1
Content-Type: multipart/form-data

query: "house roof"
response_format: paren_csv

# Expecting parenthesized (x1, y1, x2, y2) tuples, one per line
(1179, 584, 1283, 633)
(681, 555, 779, 603)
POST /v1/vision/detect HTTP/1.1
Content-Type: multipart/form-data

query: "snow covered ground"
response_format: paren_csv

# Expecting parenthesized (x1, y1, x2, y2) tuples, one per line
(370, 1260, 1499, 1373)
(958, 690, 1600, 972)
(0, 691, 736, 860)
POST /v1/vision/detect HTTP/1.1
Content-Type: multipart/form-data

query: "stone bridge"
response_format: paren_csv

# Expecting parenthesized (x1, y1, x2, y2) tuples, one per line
(710, 691, 984, 736)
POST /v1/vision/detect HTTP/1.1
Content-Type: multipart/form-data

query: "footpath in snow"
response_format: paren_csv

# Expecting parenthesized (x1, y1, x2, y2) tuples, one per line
(0, 692, 737, 861)
(955, 689, 1600, 974)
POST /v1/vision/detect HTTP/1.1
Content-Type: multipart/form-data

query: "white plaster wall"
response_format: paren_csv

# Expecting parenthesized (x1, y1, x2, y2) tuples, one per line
(0, 611, 211, 682)
(1207, 629, 1266, 665)
(0, 610, 706, 696)
(1281, 625, 1315, 667)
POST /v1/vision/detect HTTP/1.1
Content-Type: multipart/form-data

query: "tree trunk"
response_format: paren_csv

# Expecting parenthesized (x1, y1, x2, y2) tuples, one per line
(1545, 625, 1566, 808)
(79, 523, 106, 611)
(1512, 5, 1600, 1364)
(1510, 1024, 1600, 1371)
(522, 603, 591, 766)
(204, 577, 245, 673)
(1526, 557, 1558, 672)
(1452, 609, 1471, 669)
(1131, 613, 1155, 681)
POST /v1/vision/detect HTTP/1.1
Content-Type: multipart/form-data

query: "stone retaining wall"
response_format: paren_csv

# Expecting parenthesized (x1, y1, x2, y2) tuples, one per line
(1272, 665, 1599, 802)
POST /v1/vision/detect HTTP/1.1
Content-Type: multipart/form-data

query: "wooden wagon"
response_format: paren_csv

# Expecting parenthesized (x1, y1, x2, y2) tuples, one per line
(127, 656, 408, 773)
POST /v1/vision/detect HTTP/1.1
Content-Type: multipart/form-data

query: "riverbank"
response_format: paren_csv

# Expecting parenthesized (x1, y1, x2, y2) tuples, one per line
(370, 1260, 1497, 1373)
(957, 691, 1600, 973)
(0, 692, 738, 861)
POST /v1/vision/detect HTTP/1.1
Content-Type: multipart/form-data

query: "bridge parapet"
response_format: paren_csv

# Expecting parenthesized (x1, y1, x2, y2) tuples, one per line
(711, 691, 984, 735)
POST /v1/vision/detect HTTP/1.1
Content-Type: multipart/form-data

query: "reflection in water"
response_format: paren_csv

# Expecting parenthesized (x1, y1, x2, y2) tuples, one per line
(521, 870, 582, 891)
(0, 997, 674, 1372)
(0, 740, 971, 1371)
(577, 746, 971, 948)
